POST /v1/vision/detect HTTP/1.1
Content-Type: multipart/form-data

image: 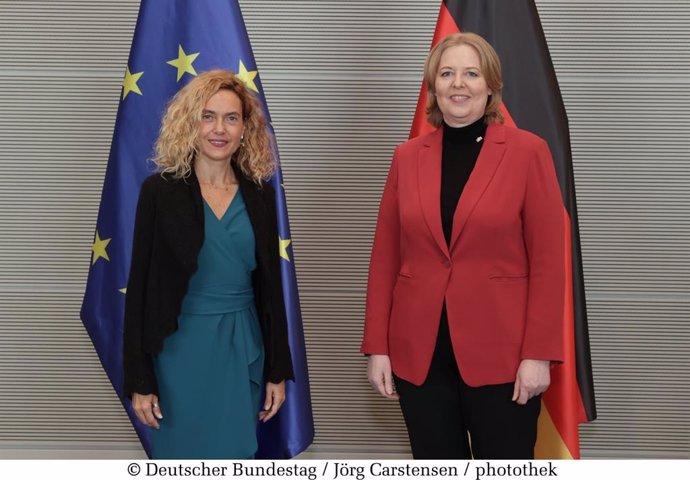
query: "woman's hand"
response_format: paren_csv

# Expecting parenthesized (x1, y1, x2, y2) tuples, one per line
(367, 354, 399, 400)
(512, 359, 551, 405)
(132, 392, 163, 429)
(259, 381, 286, 422)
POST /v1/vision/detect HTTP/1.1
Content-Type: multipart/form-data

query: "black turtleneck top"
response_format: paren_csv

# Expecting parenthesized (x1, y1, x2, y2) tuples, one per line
(441, 117, 487, 246)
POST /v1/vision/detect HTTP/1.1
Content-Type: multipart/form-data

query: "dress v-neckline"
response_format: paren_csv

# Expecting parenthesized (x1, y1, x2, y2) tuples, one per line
(203, 191, 238, 222)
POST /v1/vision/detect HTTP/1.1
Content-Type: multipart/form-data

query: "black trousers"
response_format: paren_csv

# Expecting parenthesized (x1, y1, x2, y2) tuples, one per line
(393, 307, 541, 459)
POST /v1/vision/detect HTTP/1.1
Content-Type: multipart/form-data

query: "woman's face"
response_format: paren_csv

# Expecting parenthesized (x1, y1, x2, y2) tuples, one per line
(196, 89, 245, 164)
(434, 44, 492, 127)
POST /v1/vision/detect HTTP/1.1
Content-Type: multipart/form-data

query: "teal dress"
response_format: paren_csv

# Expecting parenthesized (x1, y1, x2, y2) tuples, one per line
(151, 190, 265, 459)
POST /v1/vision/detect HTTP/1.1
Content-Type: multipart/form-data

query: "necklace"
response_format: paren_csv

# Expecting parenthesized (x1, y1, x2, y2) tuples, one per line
(199, 181, 238, 192)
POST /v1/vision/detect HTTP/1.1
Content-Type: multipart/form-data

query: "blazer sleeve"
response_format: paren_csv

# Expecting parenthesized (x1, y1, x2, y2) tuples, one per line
(361, 146, 402, 355)
(123, 178, 159, 397)
(263, 183, 295, 383)
(520, 139, 566, 363)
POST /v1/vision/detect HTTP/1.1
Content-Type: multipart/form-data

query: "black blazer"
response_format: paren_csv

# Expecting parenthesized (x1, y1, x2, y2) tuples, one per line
(123, 164, 294, 397)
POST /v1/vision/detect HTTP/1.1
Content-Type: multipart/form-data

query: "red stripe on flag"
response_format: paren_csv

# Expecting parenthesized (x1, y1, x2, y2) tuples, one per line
(500, 108, 587, 459)
(501, 103, 586, 458)
(410, 2, 460, 139)
(538, 207, 589, 458)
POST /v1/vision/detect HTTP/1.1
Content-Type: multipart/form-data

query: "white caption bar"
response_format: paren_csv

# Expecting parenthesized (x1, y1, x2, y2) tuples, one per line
(0, 459, 688, 480)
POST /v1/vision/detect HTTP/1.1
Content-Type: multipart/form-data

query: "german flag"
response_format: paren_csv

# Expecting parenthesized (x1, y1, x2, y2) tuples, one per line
(410, 0, 597, 459)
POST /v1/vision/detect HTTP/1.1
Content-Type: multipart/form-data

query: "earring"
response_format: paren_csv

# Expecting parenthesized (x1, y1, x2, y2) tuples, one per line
(240, 134, 244, 146)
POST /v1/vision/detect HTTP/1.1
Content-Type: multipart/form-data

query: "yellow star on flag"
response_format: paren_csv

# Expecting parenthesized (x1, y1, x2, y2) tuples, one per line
(167, 45, 200, 81)
(279, 237, 292, 262)
(92, 232, 111, 265)
(122, 67, 143, 100)
(236, 60, 259, 93)
(118, 288, 127, 294)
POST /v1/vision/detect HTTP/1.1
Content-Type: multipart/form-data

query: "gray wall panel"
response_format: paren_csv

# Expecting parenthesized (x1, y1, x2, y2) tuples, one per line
(0, 0, 687, 459)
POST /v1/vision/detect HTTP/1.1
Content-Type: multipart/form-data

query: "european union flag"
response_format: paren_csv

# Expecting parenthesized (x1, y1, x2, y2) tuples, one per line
(80, 0, 314, 458)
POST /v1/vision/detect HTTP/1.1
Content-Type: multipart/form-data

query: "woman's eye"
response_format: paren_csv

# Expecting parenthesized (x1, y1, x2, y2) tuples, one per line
(440, 71, 452, 78)
(467, 71, 479, 78)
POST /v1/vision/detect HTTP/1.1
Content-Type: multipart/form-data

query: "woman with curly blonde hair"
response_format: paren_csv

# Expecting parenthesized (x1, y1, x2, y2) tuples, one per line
(153, 69, 275, 183)
(124, 69, 293, 459)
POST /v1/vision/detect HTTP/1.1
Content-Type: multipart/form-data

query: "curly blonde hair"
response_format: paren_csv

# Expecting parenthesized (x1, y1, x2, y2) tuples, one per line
(153, 69, 274, 183)
(424, 32, 504, 127)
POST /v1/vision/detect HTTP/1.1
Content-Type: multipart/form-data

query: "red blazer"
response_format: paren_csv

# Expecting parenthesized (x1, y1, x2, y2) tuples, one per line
(361, 123, 565, 387)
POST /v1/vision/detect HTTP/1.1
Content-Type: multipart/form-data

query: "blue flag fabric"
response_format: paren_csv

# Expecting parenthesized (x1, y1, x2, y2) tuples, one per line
(80, 0, 314, 458)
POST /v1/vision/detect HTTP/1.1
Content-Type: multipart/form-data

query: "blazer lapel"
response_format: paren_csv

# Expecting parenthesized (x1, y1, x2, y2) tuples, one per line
(417, 128, 450, 258)
(449, 123, 507, 251)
